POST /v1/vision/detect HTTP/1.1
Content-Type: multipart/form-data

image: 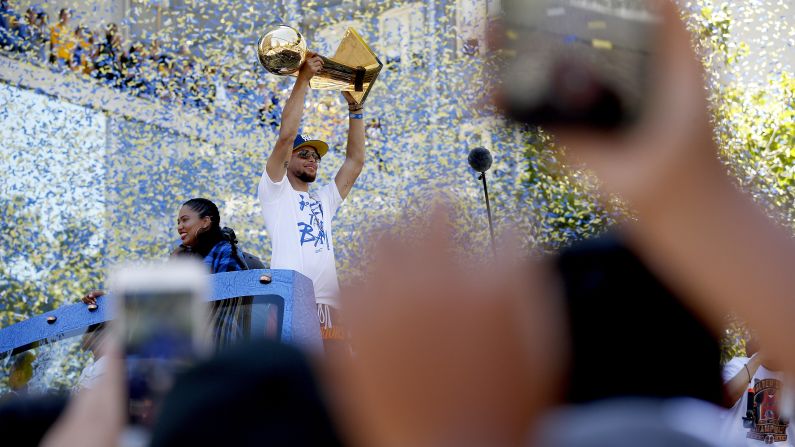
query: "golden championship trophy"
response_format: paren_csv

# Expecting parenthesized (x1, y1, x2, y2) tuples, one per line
(257, 25, 383, 105)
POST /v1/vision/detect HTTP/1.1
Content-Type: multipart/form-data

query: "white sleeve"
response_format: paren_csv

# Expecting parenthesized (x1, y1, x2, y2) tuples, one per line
(317, 181, 344, 218)
(258, 169, 289, 205)
(722, 357, 749, 383)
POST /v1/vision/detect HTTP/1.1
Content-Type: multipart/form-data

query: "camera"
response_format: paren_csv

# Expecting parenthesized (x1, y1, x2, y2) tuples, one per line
(494, 0, 660, 129)
(110, 260, 209, 432)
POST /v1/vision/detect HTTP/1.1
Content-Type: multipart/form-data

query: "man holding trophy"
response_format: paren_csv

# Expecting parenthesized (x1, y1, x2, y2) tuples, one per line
(256, 26, 381, 349)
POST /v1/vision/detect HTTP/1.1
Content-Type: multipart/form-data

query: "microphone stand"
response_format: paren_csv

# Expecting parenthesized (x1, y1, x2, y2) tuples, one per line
(479, 171, 497, 257)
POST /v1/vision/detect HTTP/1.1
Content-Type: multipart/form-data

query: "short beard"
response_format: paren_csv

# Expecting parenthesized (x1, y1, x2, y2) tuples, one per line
(296, 171, 316, 183)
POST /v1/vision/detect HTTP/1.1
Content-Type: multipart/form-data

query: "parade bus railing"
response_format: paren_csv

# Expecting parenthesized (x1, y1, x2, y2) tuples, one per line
(0, 269, 321, 396)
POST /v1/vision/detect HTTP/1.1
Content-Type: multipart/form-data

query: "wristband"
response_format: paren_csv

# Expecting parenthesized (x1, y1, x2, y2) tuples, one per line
(349, 113, 363, 120)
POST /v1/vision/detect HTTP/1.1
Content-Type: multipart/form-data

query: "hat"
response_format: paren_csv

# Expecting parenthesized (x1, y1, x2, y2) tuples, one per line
(293, 134, 328, 158)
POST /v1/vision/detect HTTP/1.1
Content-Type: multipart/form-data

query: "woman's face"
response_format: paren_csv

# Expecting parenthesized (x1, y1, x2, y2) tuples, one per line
(177, 205, 210, 247)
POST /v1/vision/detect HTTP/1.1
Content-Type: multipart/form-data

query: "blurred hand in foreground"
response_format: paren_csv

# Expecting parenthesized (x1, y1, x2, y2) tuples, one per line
(553, 1, 795, 378)
(338, 208, 566, 447)
(552, 0, 721, 215)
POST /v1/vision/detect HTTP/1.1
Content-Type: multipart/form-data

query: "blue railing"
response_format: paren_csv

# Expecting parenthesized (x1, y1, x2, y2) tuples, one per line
(0, 269, 322, 357)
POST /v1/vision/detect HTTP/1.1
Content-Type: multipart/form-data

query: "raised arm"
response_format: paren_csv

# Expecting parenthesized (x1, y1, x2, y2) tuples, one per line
(264, 53, 323, 182)
(335, 102, 365, 199)
(554, 2, 795, 374)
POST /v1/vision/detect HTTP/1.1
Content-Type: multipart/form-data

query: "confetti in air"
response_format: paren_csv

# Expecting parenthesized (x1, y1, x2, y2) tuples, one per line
(0, 0, 792, 389)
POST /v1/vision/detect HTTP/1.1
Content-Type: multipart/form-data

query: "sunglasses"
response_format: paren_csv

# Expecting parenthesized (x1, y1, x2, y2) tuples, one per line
(296, 149, 321, 162)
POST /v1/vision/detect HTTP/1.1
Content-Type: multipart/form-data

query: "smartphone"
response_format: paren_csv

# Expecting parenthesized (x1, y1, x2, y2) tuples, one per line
(495, 0, 661, 129)
(110, 260, 209, 431)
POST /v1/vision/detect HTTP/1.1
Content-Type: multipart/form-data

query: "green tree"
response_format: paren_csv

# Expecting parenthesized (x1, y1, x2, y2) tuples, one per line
(689, 1, 794, 359)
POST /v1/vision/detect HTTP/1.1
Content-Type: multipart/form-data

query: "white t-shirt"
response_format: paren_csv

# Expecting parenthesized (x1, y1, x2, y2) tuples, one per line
(258, 171, 343, 306)
(721, 357, 795, 446)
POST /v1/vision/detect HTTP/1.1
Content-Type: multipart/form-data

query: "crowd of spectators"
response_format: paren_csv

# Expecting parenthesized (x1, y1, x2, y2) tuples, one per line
(0, 1, 280, 120)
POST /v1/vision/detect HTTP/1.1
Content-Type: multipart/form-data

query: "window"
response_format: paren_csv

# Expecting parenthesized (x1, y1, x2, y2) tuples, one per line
(456, 0, 487, 56)
(379, 3, 425, 69)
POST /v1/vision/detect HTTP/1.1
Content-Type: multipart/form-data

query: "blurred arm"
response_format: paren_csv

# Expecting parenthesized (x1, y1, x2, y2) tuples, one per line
(553, 1, 795, 375)
(628, 169, 795, 376)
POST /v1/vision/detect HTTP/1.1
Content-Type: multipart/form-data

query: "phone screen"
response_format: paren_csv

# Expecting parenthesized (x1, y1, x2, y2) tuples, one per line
(497, 0, 659, 128)
(123, 290, 198, 427)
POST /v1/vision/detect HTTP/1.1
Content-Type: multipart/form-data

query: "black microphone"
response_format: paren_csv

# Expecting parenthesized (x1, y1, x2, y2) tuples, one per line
(468, 147, 496, 256)
(468, 147, 493, 173)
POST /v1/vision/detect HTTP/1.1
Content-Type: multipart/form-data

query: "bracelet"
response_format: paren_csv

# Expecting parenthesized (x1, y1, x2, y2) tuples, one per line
(348, 104, 364, 112)
(744, 364, 752, 383)
(349, 113, 363, 120)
